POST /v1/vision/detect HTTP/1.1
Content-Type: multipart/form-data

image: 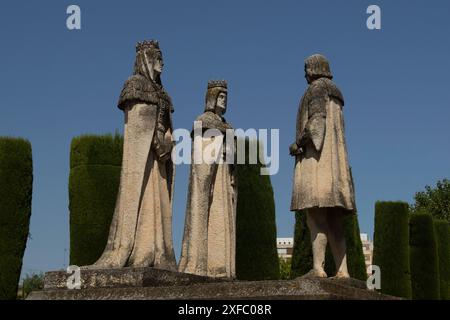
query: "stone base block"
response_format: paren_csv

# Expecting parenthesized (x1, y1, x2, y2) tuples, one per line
(27, 267, 399, 300)
(42, 267, 227, 290)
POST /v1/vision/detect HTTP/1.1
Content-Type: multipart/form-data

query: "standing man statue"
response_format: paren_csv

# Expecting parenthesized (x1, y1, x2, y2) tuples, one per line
(289, 54, 356, 278)
(179, 80, 237, 278)
(86, 40, 177, 270)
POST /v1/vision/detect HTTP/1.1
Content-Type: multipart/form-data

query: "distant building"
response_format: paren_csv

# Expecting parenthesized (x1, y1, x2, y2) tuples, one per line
(360, 233, 373, 274)
(277, 238, 294, 260)
(276, 234, 374, 272)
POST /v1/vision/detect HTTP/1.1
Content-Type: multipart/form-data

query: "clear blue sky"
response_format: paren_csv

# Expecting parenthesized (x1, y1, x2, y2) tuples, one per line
(0, 1, 449, 275)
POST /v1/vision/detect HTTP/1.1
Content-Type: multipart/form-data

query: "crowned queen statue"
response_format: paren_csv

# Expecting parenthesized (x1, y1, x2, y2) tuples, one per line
(85, 40, 177, 270)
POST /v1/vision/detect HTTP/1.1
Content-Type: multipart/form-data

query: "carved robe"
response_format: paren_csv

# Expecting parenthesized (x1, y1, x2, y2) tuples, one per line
(179, 111, 237, 278)
(90, 74, 177, 270)
(290, 77, 355, 213)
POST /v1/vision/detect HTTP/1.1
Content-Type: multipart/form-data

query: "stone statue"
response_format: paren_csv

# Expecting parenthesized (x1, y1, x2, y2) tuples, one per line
(86, 40, 177, 270)
(179, 80, 237, 278)
(289, 54, 356, 278)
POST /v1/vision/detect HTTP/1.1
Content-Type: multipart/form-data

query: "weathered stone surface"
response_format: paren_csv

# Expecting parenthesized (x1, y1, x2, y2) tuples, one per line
(179, 80, 237, 279)
(42, 267, 227, 291)
(89, 39, 177, 271)
(28, 269, 399, 300)
(290, 54, 356, 278)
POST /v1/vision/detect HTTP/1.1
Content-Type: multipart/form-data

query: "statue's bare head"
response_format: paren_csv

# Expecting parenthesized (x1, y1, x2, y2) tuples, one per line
(134, 40, 164, 82)
(205, 80, 228, 115)
(304, 54, 333, 84)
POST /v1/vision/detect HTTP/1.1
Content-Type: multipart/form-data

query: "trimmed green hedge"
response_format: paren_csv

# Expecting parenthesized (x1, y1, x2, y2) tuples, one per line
(291, 212, 366, 280)
(69, 134, 123, 266)
(347, 215, 367, 280)
(409, 213, 440, 300)
(373, 201, 411, 298)
(70, 134, 123, 168)
(291, 211, 312, 278)
(434, 219, 450, 300)
(235, 139, 279, 280)
(0, 138, 33, 300)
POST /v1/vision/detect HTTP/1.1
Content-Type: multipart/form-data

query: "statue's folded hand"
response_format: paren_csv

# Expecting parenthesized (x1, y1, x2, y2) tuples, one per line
(289, 143, 301, 156)
(153, 131, 173, 162)
(158, 151, 171, 162)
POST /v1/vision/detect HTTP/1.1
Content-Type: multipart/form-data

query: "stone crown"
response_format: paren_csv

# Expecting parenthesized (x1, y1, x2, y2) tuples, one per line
(208, 80, 228, 89)
(136, 40, 160, 53)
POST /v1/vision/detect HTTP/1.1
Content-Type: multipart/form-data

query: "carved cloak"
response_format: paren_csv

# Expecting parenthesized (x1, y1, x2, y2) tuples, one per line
(290, 78, 355, 213)
(178, 111, 237, 278)
(89, 74, 177, 270)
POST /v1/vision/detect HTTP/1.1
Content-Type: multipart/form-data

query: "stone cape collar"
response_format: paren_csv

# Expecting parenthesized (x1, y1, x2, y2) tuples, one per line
(194, 111, 234, 134)
(117, 74, 173, 112)
(303, 77, 345, 107)
(296, 77, 345, 150)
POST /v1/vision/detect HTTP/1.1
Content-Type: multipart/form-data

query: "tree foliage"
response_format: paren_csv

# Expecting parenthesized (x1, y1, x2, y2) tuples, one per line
(434, 220, 450, 300)
(279, 258, 292, 280)
(235, 138, 279, 280)
(409, 213, 440, 300)
(21, 272, 44, 299)
(69, 134, 123, 266)
(411, 179, 450, 222)
(0, 138, 33, 300)
(373, 201, 412, 299)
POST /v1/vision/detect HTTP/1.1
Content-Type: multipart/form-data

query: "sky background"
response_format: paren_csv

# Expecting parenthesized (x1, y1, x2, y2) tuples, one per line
(0, 0, 449, 276)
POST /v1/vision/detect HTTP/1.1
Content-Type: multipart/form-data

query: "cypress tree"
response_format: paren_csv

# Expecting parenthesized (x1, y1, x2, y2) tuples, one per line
(373, 201, 412, 298)
(434, 219, 450, 300)
(409, 212, 440, 300)
(0, 138, 33, 300)
(290, 211, 312, 278)
(69, 134, 123, 266)
(235, 138, 279, 280)
(344, 214, 368, 281)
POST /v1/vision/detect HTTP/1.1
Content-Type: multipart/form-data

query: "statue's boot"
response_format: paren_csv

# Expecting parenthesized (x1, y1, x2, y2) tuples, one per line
(332, 271, 351, 279)
(303, 269, 328, 278)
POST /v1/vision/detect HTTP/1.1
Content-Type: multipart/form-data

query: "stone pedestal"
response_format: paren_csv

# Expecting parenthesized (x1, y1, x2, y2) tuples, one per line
(27, 268, 399, 300)
(41, 267, 226, 290)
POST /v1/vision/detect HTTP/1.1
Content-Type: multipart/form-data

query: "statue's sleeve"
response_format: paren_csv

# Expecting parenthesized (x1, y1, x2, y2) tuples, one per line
(298, 85, 327, 153)
(153, 102, 173, 159)
(156, 101, 169, 133)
